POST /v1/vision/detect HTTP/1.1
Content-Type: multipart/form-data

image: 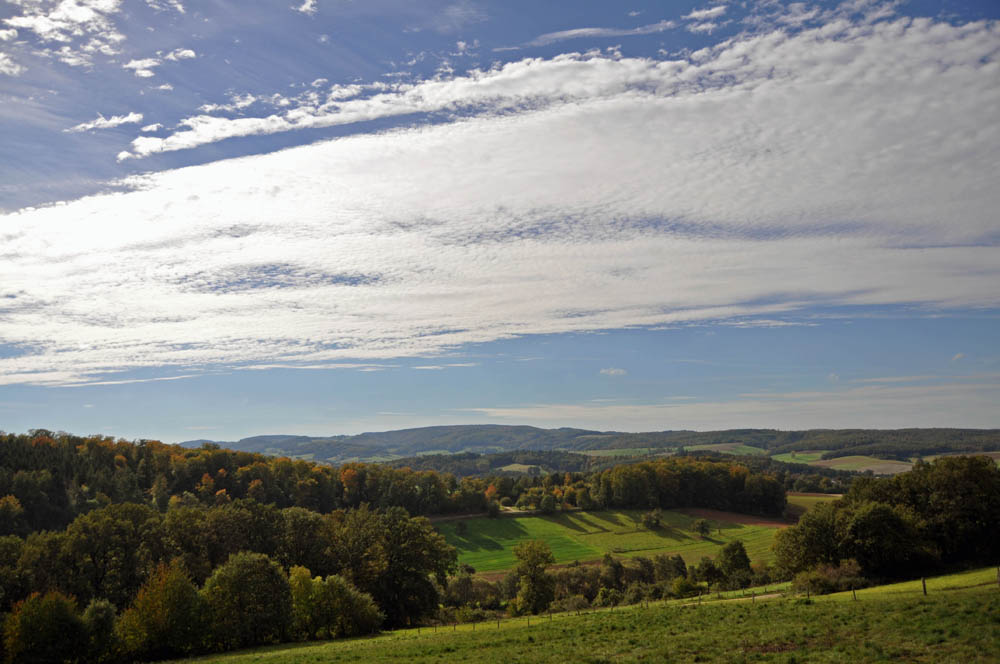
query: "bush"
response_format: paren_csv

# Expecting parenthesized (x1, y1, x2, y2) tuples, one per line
(670, 576, 701, 598)
(622, 583, 648, 605)
(593, 587, 622, 607)
(3, 591, 86, 664)
(551, 594, 590, 613)
(792, 560, 868, 596)
(201, 552, 292, 651)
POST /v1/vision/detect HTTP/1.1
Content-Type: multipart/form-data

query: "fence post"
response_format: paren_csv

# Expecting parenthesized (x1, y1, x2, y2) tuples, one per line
(852, 585, 857, 601)
(922, 578, 927, 596)
(752, 591, 755, 604)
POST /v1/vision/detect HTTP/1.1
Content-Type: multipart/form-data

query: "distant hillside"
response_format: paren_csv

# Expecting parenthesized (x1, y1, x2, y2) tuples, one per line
(179, 425, 1000, 465)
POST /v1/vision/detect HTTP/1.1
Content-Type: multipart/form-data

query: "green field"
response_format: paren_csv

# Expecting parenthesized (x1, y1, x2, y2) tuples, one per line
(167, 568, 1000, 664)
(497, 463, 541, 473)
(436, 510, 782, 573)
(770, 450, 830, 463)
(684, 442, 769, 456)
(812, 455, 913, 474)
(785, 492, 841, 514)
(577, 447, 657, 457)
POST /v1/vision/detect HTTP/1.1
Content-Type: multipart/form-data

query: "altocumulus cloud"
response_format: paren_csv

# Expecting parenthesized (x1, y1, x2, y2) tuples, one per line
(1, 9, 999, 387)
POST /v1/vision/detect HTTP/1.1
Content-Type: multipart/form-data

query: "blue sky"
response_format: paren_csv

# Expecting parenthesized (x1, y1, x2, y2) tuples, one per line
(1, 0, 998, 442)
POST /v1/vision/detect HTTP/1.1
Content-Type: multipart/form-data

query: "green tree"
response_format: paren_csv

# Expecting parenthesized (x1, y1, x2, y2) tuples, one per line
(63, 502, 165, 607)
(716, 539, 752, 588)
(512, 540, 555, 615)
(642, 508, 663, 530)
(3, 591, 86, 664)
(289, 566, 382, 640)
(843, 502, 924, 578)
(201, 552, 291, 651)
(81, 599, 118, 664)
(773, 500, 847, 577)
(371, 507, 457, 627)
(692, 518, 711, 538)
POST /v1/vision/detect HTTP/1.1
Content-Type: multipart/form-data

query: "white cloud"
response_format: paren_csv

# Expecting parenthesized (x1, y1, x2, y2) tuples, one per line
(600, 368, 627, 376)
(0, 53, 25, 76)
(295, 0, 317, 15)
(164, 47, 195, 61)
(65, 111, 143, 132)
(0, 28, 18, 40)
(141, 123, 162, 132)
(952, 353, 965, 361)
(687, 21, 723, 34)
(2, 11, 999, 386)
(3, 0, 126, 66)
(145, 0, 185, 12)
(684, 5, 727, 21)
(507, 19, 676, 49)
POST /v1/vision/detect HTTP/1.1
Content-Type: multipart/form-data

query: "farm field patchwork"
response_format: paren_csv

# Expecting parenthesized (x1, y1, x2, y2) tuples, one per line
(166, 568, 1000, 664)
(436, 509, 783, 573)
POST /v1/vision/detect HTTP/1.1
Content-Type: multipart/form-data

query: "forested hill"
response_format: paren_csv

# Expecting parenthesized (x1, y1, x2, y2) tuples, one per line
(181, 425, 1000, 464)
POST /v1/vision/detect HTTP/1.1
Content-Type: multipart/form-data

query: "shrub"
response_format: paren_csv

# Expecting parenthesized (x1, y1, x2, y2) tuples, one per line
(551, 594, 590, 613)
(792, 560, 868, 596)
(594, 587, 622, 607)
(670, 576, 701, 598)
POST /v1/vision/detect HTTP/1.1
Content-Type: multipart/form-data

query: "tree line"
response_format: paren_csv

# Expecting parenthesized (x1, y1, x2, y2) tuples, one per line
(773, 455, 1000, 590)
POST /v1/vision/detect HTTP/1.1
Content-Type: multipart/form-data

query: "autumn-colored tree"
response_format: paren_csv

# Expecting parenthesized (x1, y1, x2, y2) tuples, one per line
(116, 562, 204, 660)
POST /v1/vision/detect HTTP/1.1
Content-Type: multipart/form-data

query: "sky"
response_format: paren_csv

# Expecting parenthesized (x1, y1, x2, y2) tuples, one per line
(1, 0, 998, 443)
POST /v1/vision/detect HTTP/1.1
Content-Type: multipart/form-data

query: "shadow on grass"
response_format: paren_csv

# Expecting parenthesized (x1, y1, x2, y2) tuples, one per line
(441, 519, 530, 553)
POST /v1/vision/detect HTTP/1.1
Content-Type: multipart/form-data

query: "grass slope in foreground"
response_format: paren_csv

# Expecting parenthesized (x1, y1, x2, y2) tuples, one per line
(437, 509, 782, 573)
(167, 569, 999, 664)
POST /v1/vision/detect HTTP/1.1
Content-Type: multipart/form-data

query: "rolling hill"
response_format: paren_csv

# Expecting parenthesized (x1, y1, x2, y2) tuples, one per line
(180, 425, 1000, 466)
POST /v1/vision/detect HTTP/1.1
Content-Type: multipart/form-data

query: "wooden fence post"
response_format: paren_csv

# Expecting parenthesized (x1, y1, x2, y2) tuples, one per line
(852, 585, 857, 601)
(922, 578, 927, 596)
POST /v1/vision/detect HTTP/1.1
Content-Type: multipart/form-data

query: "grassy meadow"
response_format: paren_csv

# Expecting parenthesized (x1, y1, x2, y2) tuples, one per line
(684, 442, 770, 456)
(770, 450, 830, 464)
(436, 509, 783, 573)
(166, 568, 1000, 664)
